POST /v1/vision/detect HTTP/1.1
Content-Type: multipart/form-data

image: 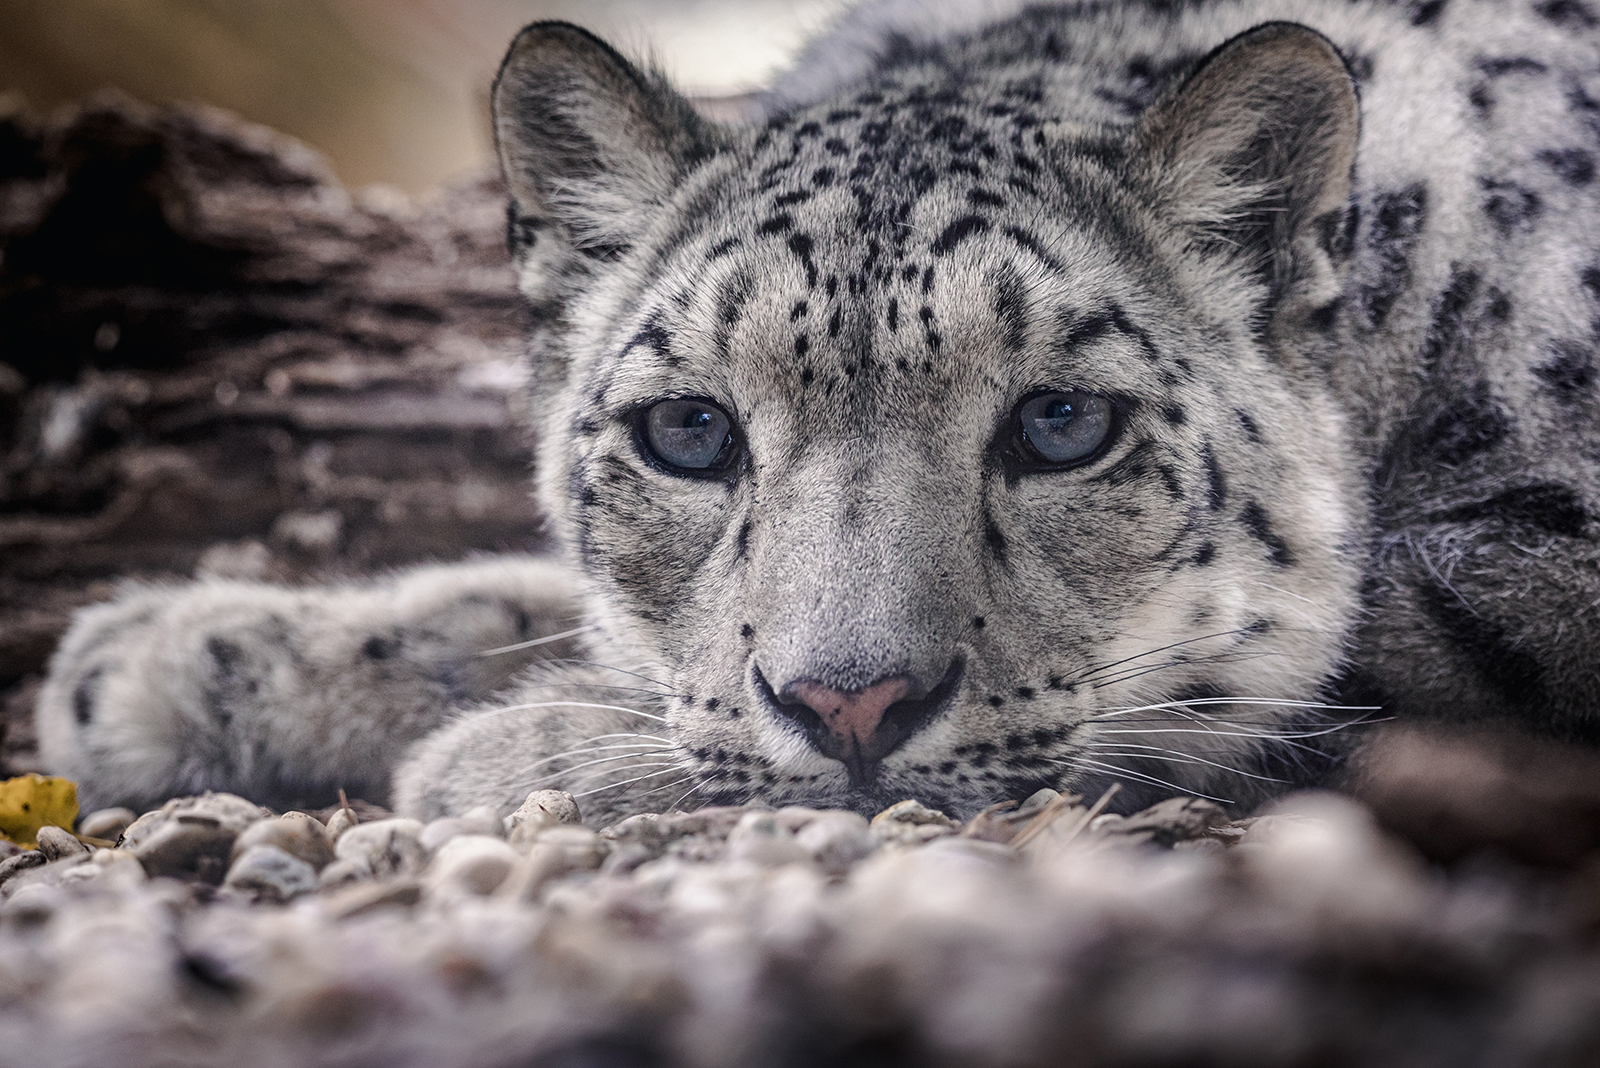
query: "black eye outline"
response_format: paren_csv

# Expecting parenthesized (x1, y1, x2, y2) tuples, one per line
(632, 397, 744, 479)
(1003, 389, 1123, 472)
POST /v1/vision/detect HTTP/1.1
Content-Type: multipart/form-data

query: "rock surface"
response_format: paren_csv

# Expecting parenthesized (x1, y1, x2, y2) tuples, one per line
(0, 93, 541, 778)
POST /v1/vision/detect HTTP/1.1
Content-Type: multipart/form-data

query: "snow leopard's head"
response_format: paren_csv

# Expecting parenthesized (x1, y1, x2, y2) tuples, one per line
(494, 20, 1365, 816)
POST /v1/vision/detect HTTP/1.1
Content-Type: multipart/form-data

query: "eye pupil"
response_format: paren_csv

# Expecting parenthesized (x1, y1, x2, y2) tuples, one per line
(642, 399, 738, 473)
(1017, 391, 1113, 465)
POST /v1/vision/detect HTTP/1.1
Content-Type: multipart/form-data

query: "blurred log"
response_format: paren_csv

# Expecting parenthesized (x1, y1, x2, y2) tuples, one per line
(0, 91, 543, 775)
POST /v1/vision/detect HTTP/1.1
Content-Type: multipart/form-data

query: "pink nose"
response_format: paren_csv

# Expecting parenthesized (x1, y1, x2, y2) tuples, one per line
(787, 677, 912, 752)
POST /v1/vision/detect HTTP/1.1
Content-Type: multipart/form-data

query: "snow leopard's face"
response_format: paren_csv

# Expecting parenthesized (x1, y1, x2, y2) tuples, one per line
(497, 22, 1365, 815)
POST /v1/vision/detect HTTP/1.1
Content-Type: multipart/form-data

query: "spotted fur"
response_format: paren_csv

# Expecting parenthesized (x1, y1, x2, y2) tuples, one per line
(37, 0, 1600, 822)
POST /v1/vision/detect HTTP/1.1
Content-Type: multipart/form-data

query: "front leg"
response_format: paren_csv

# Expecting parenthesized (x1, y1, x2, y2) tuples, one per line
(35, 556, 585, 813)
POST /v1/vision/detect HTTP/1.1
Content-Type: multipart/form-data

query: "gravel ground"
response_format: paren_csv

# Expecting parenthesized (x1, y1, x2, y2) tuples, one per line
(2, 779, 1599, 1068)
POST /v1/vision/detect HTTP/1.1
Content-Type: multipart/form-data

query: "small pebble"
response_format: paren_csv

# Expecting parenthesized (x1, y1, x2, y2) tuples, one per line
(233, 813, 335, 871)
(426, 835, 519, 896)
(323, 807, 361, 843)
(726, 811, 810, 867)
(497, 826, 609, 903)
(335, 818, 427, 879)
(225, 845, 319, 903)
(1020, 788, 1062, 811)
(120, 793, 272, 852)
(871, 800, 960, 845)
(318, 858, 371, 891)
(1, 881, 59, 925)
(795, 812, 875, 875)
(0, 851, 46, 893)
(36, 825, 89, 862)
(505, 790, 582, 842)
(131, 819, 239, 883)
(79, 807, 137, 842)
(420, 807, 503, 853)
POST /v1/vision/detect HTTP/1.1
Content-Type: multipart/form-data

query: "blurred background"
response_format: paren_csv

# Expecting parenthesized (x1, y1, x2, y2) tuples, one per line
(1, 0, 846, 193)
(0, 0, 840, 774)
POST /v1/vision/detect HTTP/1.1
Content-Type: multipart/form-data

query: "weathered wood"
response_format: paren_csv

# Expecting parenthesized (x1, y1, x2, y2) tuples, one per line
(0, 92, 543, 774)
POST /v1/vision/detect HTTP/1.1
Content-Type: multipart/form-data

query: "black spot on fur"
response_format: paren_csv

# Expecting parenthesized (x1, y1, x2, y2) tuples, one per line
(1417, 582, 1547, 707)
(995, 272, 1028, 353)
(794, 335, 810, 358)
(707, 237, 740, 259)
(1535, 340, 1597, 398)
(1410, 0, 1448, 24)
(205, 638, 248, 728)
(622, 316, 674, 364)
(1419, 268, 1480, 370)
(967, 189, 1006, 208)
(1416, 380, 1513, 464)
(786, 233, 818, 288)
(1540, 147, 1596, 185)
(1237, 410, 1264, 444)
(887, 299, 900, 333)
(72, 667, 103, 727)
(1162, 404, 1186, 426)
(1537, 0, 1598, 26)
(1307, 301, 1341, 332)
(1487, 289, 1513, 321)
(363, 636, 399, 660)
(1002, 227, 1063, 272)
(1481, 179, 1542, 233)
(1360, 184, 1428, 327)
(759, 214, 793, 236)
(1436, 483, 1589, 536)
(932, 215, 991, 255)
(1193, 542, 1217, 566)
(1240, 501, 1293, 567)
(973, 616, 986, 630)
(985, 513, 1009, 560)
(1476, 57, 1548, 76)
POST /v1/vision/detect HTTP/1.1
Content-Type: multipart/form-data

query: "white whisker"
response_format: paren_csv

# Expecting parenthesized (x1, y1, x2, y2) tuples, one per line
(1086, 743, 1290, 783)
(472, 700, 669, 723)
(1052, 755, 1235, 804)
(570, 768, 687, 799)
(498, 740, 674, 786)
(476, 624, 601, 658)
(510, 753, 680, 791)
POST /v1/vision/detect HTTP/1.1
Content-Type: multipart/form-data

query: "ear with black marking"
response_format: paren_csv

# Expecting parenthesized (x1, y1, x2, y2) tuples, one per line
(493, 22, 717, 300)
(1137, 22, 1359, 334)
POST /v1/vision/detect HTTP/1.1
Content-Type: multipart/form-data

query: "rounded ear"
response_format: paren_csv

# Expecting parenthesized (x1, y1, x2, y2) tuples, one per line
(492, 22, 719, 297)
(1136, 22, 1360, 330)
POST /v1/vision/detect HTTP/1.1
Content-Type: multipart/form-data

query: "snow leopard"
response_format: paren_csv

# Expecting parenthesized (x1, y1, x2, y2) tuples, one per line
(35, 0, 1600, 825)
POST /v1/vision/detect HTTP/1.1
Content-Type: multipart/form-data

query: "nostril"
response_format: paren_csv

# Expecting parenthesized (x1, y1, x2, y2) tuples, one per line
(756, 657, 965, 780)
(784, 676, 913, 750)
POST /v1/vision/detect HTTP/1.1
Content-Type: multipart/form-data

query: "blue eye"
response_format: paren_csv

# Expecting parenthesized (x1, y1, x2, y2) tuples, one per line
(641, 399, 738, 472)
(1016, 391, 1114, 464)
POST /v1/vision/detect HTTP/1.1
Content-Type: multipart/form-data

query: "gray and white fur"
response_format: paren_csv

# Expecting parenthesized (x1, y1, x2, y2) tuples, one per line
(38, 0, 1600, 824)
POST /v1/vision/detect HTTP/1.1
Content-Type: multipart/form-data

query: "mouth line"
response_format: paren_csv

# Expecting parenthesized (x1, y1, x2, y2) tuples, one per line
(752, 656, 967, 789)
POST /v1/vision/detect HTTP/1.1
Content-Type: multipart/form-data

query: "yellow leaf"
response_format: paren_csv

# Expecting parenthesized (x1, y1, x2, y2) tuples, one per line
(0, 775, 80, 850)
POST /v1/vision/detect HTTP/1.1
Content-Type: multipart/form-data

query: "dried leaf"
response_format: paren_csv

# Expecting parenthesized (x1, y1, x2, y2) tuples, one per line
(0, 774, 80, 849)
